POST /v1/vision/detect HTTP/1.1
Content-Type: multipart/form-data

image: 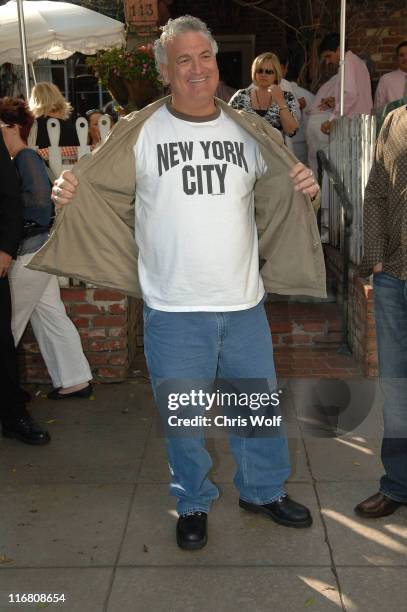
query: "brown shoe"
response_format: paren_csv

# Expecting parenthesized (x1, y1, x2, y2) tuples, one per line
(354, 492, 403, 518)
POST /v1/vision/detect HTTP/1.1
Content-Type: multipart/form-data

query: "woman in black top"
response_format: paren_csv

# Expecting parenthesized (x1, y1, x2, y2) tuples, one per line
(229, 52, 299, 137)
(28, 82, 79, 148)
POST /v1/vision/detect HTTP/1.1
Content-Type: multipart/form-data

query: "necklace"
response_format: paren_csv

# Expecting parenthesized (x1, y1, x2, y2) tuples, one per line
(254, 88, 272, 109)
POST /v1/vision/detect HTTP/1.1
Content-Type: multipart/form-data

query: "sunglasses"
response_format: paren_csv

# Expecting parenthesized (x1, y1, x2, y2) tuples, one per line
(256, 68, 275, 75)
(85, 109, 104, 117)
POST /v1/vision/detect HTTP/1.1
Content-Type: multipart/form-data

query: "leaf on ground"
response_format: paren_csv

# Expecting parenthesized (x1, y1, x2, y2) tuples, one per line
(352, 461, 361, 466)
(89, 395, 96, 400)
(36, 603, 50, 609)
(46, 419, 57, 424)
(0, 554, 13, 564)
(11, 468, 16, 473)
(304, 597, 316, 607)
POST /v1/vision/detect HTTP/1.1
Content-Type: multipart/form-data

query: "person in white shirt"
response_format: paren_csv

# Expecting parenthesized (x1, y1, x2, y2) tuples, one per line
(49, 16, 321, 552)
(374, 41, 407, 110)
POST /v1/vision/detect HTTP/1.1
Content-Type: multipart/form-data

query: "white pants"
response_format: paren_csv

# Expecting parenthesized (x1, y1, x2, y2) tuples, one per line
(8, 253, 92, 388)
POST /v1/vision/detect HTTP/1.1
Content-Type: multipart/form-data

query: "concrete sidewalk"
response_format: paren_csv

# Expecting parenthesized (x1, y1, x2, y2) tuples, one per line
(1, 379, 406, 612)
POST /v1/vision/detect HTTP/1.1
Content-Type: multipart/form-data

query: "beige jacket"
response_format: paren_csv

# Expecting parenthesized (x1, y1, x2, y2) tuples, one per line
(29, 97, 326, 298)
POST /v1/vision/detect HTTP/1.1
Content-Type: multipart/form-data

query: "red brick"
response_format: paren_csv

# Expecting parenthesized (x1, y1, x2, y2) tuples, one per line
(20, 342, 41, 354)
(87, 353, 109, 365)
(88, 339, 127, 351)
(97, 367, 127, 379)
(72, 304, 101, 315)
(282, 335, 311, 345)
(108, 304, 127, 315)
(109, 353, 128, 365)
(269, 321, 292, 333)
(313, 333, 342, 344)
(300, 321, 326, 332)
(108, 327, 127, 337)
(92, 316, 126, 328)
(60, 288, 87, 302)
(71, 317, 90, 328)
(88, 329, 106, 338)
(93, 290, 125, 301)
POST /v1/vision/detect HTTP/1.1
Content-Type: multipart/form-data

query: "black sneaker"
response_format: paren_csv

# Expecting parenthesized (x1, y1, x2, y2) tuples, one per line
(239, 495, 312, 528)
(2, 414, 51, 445)
(176, 512, 208, 550)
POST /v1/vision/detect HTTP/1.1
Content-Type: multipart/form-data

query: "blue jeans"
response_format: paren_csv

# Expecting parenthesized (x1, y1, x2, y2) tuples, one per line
(374, 272, 407, 502)
(143, 297, 291, 515)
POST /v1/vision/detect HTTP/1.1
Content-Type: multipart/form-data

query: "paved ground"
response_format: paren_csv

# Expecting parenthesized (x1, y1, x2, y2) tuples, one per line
(1, 377, 406, 612)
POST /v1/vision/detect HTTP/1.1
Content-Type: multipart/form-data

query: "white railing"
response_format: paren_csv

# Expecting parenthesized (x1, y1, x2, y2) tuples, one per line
(28, 116, 112, 288)
(328, 115, 377, 264)
(29, 114, 112, 178)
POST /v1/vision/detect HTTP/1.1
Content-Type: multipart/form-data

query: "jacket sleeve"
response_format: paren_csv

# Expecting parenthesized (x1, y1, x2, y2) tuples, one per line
(358, 112, 391, 276)
(0, 132, 23, 257)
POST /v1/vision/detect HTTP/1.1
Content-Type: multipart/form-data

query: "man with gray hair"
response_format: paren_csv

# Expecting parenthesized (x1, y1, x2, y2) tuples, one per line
(34, 15, 324, 550)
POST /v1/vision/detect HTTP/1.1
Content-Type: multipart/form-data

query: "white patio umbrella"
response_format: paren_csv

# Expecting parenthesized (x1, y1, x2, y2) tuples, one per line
(0, 0, 125, 96)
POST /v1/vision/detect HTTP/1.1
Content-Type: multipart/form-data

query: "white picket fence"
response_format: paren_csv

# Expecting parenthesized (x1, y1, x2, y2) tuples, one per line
(328, 115, 377, 264)
(29, 115, 112, 288)
(29, 114, 112, 178)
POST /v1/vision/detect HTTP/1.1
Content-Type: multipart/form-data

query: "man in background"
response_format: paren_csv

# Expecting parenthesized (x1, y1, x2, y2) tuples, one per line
(357, 105, 407, 518)
(374, 41, 407, 110)
(318, 32, 372, 135)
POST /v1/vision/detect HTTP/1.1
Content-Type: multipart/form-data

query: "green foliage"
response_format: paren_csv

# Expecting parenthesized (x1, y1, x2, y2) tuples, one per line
(87, 45, 160, 87)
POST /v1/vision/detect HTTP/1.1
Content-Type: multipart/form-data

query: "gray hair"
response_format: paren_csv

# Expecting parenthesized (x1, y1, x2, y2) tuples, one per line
(153, 15, 218, 69)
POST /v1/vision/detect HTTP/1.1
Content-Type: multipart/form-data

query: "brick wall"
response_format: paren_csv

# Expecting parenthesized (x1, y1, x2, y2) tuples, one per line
(346, 2, 407, 83)
(18, 287, 136, 384)
(324, 246, 378, 377)
(173, 0, 286, 56)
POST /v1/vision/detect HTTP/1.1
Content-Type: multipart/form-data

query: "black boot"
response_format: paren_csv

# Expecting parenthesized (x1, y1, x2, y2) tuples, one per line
(176, 512, 208, 550)
(239, 495, 312, 528)
(2, 412, 51, 445)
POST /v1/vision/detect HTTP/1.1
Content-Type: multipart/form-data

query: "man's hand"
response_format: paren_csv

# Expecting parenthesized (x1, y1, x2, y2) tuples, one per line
(373, 262, 383, 273)
(0, 251, 12, 277)
(289, 162, 320, 199)
(52, 170, 78, 209)
(321, 120, 332, 135)
(318, 96, 335, 111)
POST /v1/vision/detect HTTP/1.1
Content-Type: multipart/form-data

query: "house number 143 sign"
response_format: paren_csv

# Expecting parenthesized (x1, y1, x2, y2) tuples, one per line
(125, 0, 158, 25)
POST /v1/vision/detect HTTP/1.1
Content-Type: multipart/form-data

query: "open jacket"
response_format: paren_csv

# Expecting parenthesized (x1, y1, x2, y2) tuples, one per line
(28, 97, 326, 298)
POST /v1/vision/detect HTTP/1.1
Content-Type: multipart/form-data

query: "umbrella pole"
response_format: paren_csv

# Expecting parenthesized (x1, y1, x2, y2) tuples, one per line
(30, 63, 37, 85)
(339, 0, 346, 117)
(16, 0, 31, 99)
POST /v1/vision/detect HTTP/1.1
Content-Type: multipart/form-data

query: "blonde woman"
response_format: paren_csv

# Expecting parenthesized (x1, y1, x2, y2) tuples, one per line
(229, 53, 299, 136)
(28, 82, 79, 148)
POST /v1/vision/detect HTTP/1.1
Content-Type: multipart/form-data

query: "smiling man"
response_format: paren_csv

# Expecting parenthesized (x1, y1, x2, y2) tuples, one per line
(30, 16, 325, 550)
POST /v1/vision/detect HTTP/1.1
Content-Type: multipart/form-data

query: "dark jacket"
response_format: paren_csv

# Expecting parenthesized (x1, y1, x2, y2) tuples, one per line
(0, 132, 23, 258)
(36, 115, 79, 148)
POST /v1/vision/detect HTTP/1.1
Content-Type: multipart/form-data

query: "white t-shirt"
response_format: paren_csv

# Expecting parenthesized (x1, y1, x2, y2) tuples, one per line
(133, 104, 267, 312)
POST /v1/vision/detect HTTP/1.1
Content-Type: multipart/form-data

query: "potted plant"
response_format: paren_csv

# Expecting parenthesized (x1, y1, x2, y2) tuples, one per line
(87, 44, 162, 111)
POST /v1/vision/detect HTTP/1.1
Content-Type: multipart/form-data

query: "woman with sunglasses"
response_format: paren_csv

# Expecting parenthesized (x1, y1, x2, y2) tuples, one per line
(0, 97, 92, 400)
(229, 53, 299, 137)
